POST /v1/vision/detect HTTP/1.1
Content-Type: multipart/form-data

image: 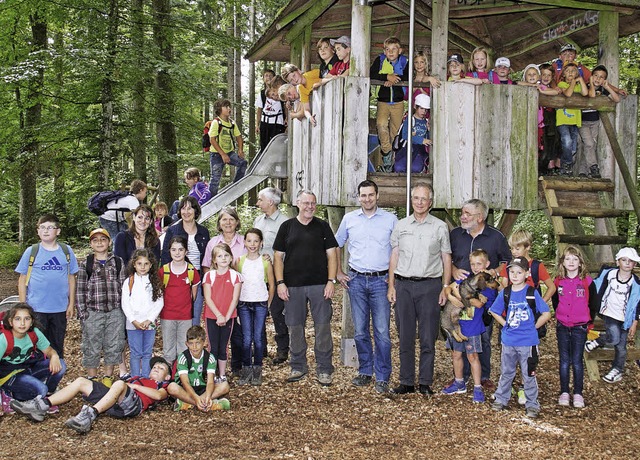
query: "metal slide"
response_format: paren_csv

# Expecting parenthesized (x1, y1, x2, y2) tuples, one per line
(197, 133, 288, 224)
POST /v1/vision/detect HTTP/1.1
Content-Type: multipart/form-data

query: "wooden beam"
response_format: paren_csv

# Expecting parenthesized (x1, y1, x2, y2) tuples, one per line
(449, 3, 552, 19)
(558, 234, 627, 245)
(285, 0, 337, 43)
(520, 0, 635, 14)
(542, 178, 614, 192)
(498, 10, 600, 58)
(600, 113, 640, 219)
(276, 2, 315, 31)
(538, 94, 616, 112)
(550, 207, 626, 218)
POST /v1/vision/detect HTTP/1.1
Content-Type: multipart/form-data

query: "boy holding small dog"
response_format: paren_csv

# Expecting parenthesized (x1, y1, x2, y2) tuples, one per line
(490, 257, 551, 418)
(442, 249, 497, 403)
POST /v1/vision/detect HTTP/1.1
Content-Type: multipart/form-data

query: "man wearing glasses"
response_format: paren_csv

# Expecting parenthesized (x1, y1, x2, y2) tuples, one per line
(449, 198, 511, 391)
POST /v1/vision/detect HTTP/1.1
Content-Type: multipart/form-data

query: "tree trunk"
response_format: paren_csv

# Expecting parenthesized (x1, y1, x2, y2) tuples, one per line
(132, 0, 147, 182)
(152, 0, 178, 204)
(19, 13, 47, 245)
(99, 0, 119, 187)
(52, 31, 66, 222)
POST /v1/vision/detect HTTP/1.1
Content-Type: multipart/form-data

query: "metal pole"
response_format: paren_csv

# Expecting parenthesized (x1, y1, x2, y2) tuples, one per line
(406, 0, 415, 213)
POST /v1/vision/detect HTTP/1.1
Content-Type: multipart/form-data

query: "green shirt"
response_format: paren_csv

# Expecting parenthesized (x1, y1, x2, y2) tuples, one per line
(175, 350, 217, 387)
(210, 118, 241, 154)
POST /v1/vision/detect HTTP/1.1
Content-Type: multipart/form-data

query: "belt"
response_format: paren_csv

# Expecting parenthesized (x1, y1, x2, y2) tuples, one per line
(350, 267, 388, 277)
(394, 274, 439, 282)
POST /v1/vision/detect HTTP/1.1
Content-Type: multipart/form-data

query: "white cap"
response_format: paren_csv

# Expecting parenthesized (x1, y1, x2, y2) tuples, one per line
(415, 93, 431, 109)
(615, 247, 640, 262)
(495, 57, 511, 68)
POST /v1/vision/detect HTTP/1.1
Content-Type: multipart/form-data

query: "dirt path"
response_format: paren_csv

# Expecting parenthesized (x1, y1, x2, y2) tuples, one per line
(0, 268, 638, 459)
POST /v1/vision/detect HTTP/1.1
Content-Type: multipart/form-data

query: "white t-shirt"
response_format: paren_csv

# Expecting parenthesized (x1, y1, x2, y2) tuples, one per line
(100, 195, 140, 222)
(600, 269, 632, 322)
(239, 257, 269, 302)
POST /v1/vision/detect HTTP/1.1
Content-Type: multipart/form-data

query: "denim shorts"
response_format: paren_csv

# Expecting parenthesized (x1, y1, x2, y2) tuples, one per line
(446, 334, 482, 353)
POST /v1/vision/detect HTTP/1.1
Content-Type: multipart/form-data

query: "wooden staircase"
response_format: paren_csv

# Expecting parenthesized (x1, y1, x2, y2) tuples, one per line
(540, 176, 627, 269)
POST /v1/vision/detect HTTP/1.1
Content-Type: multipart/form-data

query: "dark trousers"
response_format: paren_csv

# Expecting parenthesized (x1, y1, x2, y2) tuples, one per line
(35, 311, 67, 359)
(270, 295, 289, 356)
(229, 318, 243, 372)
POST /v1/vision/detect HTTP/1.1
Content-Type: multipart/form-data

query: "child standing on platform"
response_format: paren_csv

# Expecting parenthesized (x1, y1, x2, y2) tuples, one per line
(121, 249, 164, 378)
(203, 243, 243, 382)
(552, 245, 598, 408)
(556, 62, 588, 176)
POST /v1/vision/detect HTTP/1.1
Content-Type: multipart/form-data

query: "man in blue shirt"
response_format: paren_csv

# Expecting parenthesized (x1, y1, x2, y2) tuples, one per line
(335, 180, 397, 394)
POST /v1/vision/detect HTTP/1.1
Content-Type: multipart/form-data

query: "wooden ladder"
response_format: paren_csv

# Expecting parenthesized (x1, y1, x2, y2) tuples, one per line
(540, 177, 626, 269)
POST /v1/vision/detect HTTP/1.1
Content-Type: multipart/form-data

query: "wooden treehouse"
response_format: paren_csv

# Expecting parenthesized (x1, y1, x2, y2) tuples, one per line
(247, 0, 640, 265)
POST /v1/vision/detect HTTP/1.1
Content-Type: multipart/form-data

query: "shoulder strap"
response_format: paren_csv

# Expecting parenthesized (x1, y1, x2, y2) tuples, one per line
(530, 260, 540, 288)
(162, 264, 171, 287)
(201, 349, 211, 382)
(473, 71, 479, 78)
(128, 275, 135, 294)
(86, 254, 95, 279)
(1, 329, 37, 358)
(503, 285, 512, 309)
(59, 243, 71, 264)
(237, 255, 246, 273)
(25, 243, 40, 287)
(187, 264, 195, 284)
(184, 349, 193, 372)
(525, 285, 537, 313)
(115, 256, 122, 278)
(262, 257, 269, 283)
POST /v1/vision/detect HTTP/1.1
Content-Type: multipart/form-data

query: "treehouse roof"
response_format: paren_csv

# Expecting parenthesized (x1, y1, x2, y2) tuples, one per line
(246, 0, 640, 70)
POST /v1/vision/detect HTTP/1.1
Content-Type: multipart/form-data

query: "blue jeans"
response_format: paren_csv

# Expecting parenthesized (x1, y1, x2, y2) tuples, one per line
(209, 151, 248, 197)
(347, 272, 392, 382)
(99, 217, 128, 242)
(237, 301, 269, 366)
(3, 358, 67, 400)
(192, 284, 204, 326)
(128, 329, 155, 377)
(596, 316, 629, 371)
(556, 322, 588, 395)
(557, 124, 579, 166)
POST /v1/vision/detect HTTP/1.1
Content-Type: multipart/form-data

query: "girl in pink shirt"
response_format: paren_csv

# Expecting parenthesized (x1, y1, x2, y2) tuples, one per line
(552, 245, 598, 409)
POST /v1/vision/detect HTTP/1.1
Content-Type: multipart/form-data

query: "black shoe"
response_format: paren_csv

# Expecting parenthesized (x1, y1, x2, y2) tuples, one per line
(419, 384, 434, 396)
(391, 384, 415, 395)
(351, 374, 373, 387)
(272, 354, 288, 365)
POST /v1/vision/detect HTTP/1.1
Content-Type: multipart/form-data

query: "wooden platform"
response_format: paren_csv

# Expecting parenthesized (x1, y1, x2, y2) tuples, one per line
(584, 317, 640, 382)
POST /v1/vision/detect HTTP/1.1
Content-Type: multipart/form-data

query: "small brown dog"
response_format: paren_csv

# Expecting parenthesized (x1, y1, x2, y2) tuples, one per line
(441, 272, 499, 342)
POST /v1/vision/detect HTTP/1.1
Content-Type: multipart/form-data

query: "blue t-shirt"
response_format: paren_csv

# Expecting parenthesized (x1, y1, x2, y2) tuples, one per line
(455, 280, 487, 337)
(489, 286, 549, 347)
(15, 243, 79, 314)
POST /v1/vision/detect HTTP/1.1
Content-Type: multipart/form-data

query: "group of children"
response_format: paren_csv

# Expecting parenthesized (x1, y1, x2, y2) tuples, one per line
(440, 229, 638, 419)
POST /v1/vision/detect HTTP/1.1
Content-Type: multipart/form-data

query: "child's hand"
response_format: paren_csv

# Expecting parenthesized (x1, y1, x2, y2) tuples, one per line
(49, 354, 62, 374)
(216, 314, 226, 326)
(423, 139, 432, 146)
(427, 76, 441, 88)
(221, 153, 231, 164)
(238, 149, 245, 159)
(386, 74, 401, 85)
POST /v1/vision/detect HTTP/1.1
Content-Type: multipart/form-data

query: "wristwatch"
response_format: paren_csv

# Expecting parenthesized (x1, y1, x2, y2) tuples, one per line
(276, 280, 285, 286)
(329, 279, 337, 284)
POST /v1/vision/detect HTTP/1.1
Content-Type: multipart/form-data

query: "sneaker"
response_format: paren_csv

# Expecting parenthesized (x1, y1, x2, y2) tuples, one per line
(517, 388, 526, 405)
(10, 395, 49, 422)
(573, 394, 585, 409)
(558, 392, 570, 407)
(1, 391, 15, 415)
(351, 374, 373, 387)
(237, 366, 252, 386)
(525, 407, 540, 419)
(491, 401, 506, 411)
(64, 405, 97, 434)
(211, 398, 231, 411)
(602, 368, 622, 383)
(272, 355, 287, 365)
(473, 387, 485, 404)
(173, 399, 193, 411)
(101, 376, 114, 388)
(317, 373, 333, 386)
(286, 370, 307, 383)
(481, 379, 496, 392)
(442, 380, 467, 395)
(418, 385, 434, 396)
(584, 340, 600, 353)
(588, 164, 601, 179)
(374, 381, 390, 394)
(47, 404, 60, 414)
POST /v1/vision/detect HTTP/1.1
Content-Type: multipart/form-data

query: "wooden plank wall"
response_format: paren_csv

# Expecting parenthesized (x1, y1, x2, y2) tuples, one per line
(613, 95, 638, 210)
(432, 82, 538, 210)
(289, 77, 367, 207)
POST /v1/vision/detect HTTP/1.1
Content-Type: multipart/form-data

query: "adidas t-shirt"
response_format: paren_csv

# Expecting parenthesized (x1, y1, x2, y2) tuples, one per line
(175, 350, 217, 388)
(15, 243, 79, 313)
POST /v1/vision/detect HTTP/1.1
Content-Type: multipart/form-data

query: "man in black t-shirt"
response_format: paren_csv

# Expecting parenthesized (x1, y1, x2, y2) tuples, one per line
(273, 190, 338, 386)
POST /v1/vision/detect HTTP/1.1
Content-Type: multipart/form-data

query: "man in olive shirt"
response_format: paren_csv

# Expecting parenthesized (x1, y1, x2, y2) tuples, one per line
(387, 182, 451, 396)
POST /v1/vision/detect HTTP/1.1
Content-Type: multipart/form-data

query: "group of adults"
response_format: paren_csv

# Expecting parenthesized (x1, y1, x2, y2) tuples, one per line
(274, 181, 511, 394)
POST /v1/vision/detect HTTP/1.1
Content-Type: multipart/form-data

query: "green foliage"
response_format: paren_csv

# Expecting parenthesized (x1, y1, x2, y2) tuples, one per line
(0, 241, 22, 268)
(508, 210, 556, 264)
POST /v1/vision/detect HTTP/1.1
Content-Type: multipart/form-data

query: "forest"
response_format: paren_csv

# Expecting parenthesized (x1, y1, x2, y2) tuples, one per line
(0, 0, 639, 263)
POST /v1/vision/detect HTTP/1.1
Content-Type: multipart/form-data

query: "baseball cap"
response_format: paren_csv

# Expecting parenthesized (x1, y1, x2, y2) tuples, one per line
(447, 53, 464, 64)
(615, 247, 640, 262)
(507, 257, 530, 271)
(149, 356, 171, 373)
(89, 228, 111, 241)
(330, 36, 351, 48)
(415, 93, 431, 109)
(495, 57, 511, 68)
(559, 43, 577, 53)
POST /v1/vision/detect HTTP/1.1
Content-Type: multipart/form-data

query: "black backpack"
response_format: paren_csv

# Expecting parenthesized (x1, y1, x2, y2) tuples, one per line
(87, 190, 131, 216)
(85, 254, 123, 280)
(173, 349, 212, 384)
(502, 285, 547, 338)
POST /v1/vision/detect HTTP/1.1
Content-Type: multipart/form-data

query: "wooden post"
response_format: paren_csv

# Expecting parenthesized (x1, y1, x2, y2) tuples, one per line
(301, 25, 312, 72)
(350, 0, 371, 78)
(430, 0, 449, 81)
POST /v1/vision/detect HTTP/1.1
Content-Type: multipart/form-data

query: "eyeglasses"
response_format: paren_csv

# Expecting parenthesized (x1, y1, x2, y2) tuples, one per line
(38, 225, 58, 231)
(460, 212, 480, 218)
